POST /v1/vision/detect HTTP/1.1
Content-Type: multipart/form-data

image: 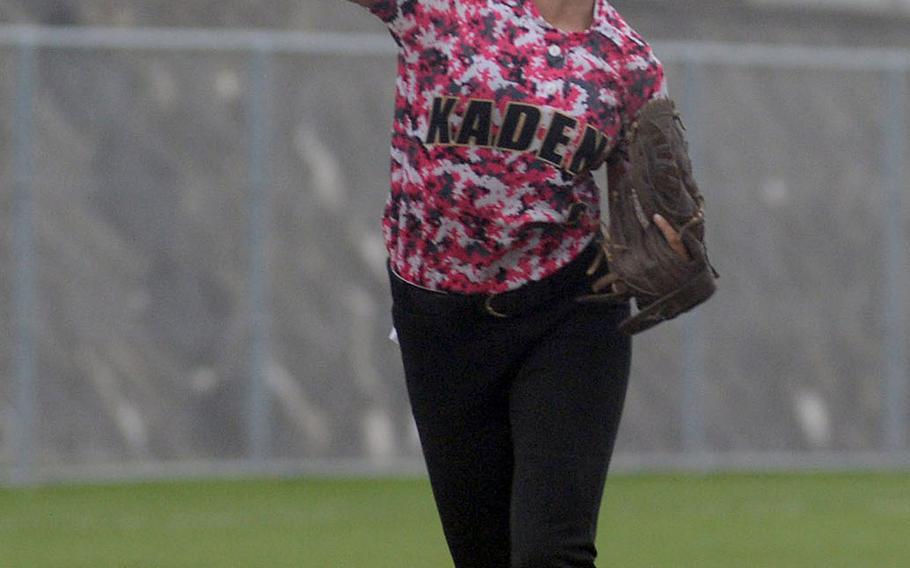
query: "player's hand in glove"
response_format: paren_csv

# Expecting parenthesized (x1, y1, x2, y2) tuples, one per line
(653, 213, 690, 260)
(578, 98, 718, 335)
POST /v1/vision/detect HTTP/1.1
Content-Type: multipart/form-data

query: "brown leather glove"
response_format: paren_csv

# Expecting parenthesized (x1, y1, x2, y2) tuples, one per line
(578, 98, 718, 335)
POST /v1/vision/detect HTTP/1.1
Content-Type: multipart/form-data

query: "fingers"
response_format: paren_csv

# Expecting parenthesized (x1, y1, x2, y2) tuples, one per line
(653, 214, 690, 260)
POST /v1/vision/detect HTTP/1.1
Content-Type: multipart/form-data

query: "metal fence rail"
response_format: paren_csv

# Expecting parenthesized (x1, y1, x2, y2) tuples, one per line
(1, 25, 908, 485)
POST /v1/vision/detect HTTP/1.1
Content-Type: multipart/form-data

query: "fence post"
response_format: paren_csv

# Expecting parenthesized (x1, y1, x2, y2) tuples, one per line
(882, 67, 909, 451)
(245, 44, 274, 462)
(11, 34, 37, 486)
(680, 58, 707, 457)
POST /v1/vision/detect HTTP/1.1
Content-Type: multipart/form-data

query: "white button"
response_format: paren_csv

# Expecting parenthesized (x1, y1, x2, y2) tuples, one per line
(547, 44, 562, 57)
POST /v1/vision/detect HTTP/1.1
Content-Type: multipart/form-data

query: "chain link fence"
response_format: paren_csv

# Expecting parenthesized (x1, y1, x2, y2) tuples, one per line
(0, 26, 908, 485)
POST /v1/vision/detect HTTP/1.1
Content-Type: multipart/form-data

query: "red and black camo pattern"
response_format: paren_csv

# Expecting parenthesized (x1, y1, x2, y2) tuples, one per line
(369, 0, 665, 293)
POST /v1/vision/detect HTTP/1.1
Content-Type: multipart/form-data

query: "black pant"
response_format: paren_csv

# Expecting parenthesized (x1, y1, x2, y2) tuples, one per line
(389, 245, 632, 568)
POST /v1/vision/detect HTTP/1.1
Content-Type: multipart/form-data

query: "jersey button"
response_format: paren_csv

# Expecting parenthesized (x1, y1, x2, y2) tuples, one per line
(547, 44, 562, 58)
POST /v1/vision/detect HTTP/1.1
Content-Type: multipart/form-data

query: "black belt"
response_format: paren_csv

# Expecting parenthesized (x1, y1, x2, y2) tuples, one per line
(388, 238, 603, 319)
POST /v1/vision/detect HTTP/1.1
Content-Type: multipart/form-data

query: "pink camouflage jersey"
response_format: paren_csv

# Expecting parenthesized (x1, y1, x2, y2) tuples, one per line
(369, 0, 666, 293)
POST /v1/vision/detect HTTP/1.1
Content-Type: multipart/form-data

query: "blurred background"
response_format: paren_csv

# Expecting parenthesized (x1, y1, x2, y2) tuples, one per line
(0, 0, 909, 487)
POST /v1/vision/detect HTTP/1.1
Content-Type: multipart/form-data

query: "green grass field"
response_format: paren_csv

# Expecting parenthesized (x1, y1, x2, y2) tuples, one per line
(1, 473, 909, 567)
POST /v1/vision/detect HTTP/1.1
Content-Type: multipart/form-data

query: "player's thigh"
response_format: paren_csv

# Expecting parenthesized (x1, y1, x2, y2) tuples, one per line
(509, 301, 631, 459)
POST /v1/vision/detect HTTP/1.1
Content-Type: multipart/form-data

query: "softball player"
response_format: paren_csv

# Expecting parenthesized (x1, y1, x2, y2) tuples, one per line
(347, 0, 673, 565)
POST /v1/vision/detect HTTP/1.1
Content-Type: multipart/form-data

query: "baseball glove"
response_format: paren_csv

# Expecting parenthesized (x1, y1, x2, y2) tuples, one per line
(578, 97, 718, 335)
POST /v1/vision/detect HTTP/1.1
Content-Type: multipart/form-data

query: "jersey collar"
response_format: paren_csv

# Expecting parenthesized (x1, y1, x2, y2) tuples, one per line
(504, 0, 630, 48)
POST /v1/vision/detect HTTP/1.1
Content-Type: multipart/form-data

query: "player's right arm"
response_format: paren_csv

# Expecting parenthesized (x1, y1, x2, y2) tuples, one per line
(343, 0, 417, 46)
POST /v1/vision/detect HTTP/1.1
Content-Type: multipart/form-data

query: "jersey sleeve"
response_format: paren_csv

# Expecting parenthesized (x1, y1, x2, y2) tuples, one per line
(606, 38, 666, 167)
(619, 37, 667, 129)
(365, 0, 444, 49)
